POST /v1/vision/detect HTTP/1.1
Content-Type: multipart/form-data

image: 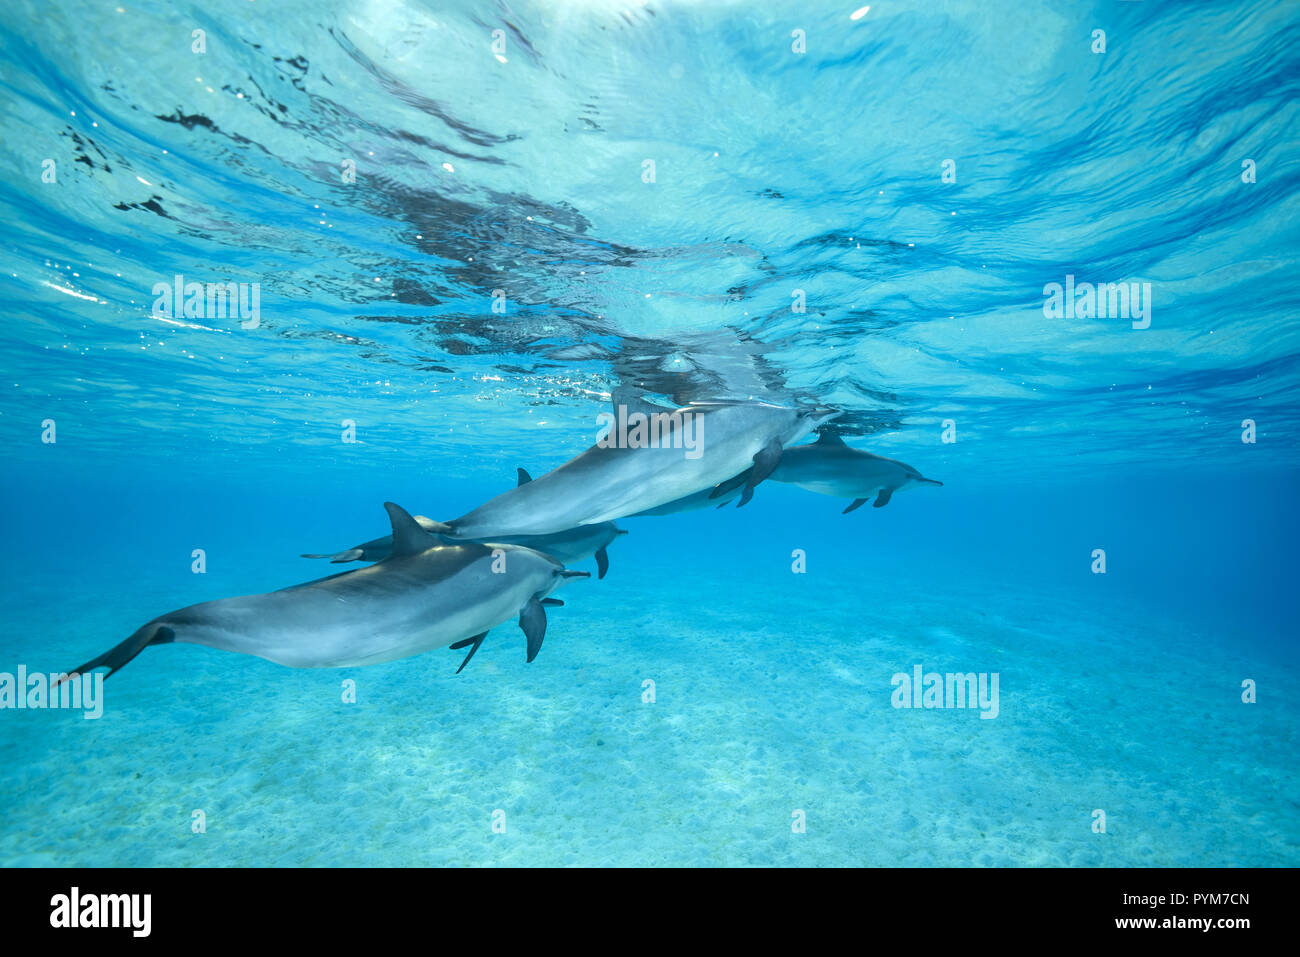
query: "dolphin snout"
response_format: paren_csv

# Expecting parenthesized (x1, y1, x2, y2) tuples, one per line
(804, 407, 842, 429)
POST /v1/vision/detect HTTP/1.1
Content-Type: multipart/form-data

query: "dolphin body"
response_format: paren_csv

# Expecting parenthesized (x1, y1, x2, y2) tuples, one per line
(627, 471, 744, 517)
(61, 503, 588, 681)
(627, 485, 738, 518)
(770, 430, 943, 512)
(443, 396, 838, 539)
(302, 470, 628, 578)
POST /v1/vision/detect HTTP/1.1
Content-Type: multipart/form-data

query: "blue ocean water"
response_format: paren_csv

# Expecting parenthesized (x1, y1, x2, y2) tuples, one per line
(1, 0, 1297, 866)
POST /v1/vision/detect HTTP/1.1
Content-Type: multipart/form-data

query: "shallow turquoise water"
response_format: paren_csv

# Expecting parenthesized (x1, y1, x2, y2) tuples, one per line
(1, 0, 1298, 866)
(1, 470, 1296, 866)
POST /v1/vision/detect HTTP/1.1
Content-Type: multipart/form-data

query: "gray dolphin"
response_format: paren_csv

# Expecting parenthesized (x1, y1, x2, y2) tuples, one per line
(444, 395, 839, 538)
(627, 474, 743, 517)
(302, 469, 629, 578)
(770, 430, 943, 511)
(60, 503, 588, 681)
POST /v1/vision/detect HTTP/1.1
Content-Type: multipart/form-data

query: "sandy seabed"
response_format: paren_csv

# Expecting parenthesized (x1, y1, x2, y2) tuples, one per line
(1, 554, 1295, 867)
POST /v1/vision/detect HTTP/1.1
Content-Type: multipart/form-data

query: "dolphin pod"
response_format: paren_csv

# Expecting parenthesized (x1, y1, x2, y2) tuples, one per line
(58, 393, 942, 686)
(770, 429, 943, 511)
(443, 396, 840, 539)
(59, 503, 589, 682)
(302, 469, 628, 579)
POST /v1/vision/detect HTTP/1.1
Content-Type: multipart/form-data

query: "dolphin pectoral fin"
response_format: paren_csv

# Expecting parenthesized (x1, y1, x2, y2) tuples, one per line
(452, 631, 489, 674)
(708, 469, 750, 500)
(843, 498, 868, 514)
(873, 488, 894, 508)
(519, 596, 547, 663)
(595, 547, 610, 579)
(58, 623, 175, 685)
(329, 548, 366, 564)
(737, 440, 783, 507)
(517, 468, 533, 486)
(541, 598, 564, 607)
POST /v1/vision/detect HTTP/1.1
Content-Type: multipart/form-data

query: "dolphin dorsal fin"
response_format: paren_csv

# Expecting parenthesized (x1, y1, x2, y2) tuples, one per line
(815, 428, 847, 446)
(517, 468, 532, 486)
(383, 502, 438, 558)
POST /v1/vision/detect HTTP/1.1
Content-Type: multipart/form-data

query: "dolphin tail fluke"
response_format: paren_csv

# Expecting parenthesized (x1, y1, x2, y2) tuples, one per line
(737, 439, 783, 507)
(58, 623, 175, 685)
(450, 631, 489, 674)
(595, 547, 610, 579)
(519, 596, 547, 662)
